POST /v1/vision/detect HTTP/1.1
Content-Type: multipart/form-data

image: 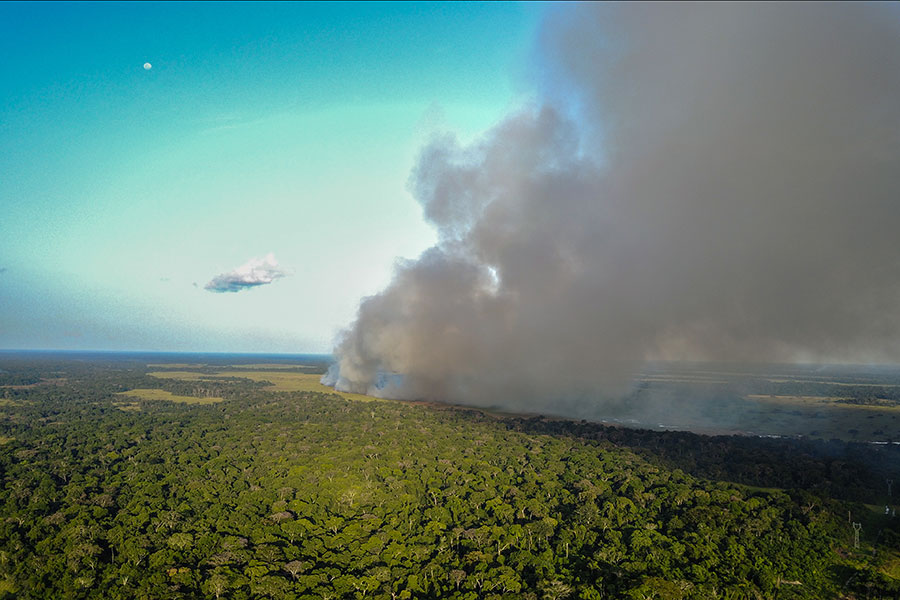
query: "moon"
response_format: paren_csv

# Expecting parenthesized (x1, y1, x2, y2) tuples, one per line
(143, 62, 152, 70)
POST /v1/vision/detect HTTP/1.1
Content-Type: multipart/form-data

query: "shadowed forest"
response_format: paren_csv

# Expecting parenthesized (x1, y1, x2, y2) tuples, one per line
(0, 354, 898, 599)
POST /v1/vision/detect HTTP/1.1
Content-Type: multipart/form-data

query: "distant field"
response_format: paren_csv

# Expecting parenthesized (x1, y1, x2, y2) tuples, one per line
(147, 370, 375, 402)
(147, 362, 323, 371)
(766, 379, 900, 387)
(139, 363, 900, 440)
(638, 376, 730, 384)
(116, 388, 223, 406)
(736, 394, 900, 440)
(748, 394, 900, 408)
(227, 363, 320, 370)
(749, 394, 858, 404)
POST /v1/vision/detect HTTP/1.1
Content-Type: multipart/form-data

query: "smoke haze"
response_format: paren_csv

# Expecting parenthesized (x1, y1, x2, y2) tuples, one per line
(326, 3, 900, 413)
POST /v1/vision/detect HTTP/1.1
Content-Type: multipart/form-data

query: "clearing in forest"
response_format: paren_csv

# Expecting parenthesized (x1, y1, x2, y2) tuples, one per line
(226, 363, 319, 370)
(147, 370, 375, 402)
(116, 388, 224, 407)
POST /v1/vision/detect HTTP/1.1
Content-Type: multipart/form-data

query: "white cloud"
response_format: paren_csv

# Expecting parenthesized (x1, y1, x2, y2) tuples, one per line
(204, 253, 287, 293)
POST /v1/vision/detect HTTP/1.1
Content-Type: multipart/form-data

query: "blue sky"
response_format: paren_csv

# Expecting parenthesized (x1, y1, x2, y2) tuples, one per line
(0, 1, 546, 352)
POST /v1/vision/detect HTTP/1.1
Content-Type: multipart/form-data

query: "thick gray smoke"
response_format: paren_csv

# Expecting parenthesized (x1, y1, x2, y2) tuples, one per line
(326, 3, 900, 412)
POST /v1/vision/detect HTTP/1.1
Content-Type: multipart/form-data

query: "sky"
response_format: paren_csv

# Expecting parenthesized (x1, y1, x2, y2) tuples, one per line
(0, 1, 546, 352)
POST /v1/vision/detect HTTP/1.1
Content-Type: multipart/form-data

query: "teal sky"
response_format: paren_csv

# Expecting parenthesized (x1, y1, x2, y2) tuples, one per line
(0, 1, 546, 352)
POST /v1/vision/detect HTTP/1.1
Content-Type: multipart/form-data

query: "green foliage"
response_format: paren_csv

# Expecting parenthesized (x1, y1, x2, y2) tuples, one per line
(0, 358, 897, 599)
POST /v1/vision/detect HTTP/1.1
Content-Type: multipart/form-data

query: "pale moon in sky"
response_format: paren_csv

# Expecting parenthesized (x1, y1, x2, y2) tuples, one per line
(143, 62, 152, 70)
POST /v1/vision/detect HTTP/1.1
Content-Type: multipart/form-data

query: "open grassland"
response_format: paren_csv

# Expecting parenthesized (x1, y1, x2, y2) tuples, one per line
(739, 394, 900, 440)
(147, 371, 220, 379)
(226, 363, 319, 370)
(746, 394, 900, 409)
(117, 388, 223, 405)
(147, 363, 322, 371)
(638, 376, 731, 384)
(148, 370, 375, 402)
(766, 378, 900, 387)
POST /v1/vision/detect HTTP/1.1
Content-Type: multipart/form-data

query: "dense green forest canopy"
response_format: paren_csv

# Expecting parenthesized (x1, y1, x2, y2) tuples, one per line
(0, 355, 898, 599)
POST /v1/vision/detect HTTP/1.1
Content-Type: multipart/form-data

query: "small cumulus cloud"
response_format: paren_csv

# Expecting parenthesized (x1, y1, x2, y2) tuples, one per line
(204, 253, 287, 293)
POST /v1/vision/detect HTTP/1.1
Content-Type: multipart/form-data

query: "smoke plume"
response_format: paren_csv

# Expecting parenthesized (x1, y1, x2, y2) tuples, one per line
(327, 3, 900, 413)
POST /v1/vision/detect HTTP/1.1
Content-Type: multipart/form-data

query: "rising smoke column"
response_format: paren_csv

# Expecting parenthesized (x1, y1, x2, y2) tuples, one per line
(327, 3, 900, 412)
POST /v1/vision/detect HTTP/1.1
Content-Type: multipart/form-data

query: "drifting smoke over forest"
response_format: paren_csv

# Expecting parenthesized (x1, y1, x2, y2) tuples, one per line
(326, 3, 900, 412)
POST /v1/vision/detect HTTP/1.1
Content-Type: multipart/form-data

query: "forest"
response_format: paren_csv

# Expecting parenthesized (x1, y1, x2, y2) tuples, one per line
(0, 354, 898, 599)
